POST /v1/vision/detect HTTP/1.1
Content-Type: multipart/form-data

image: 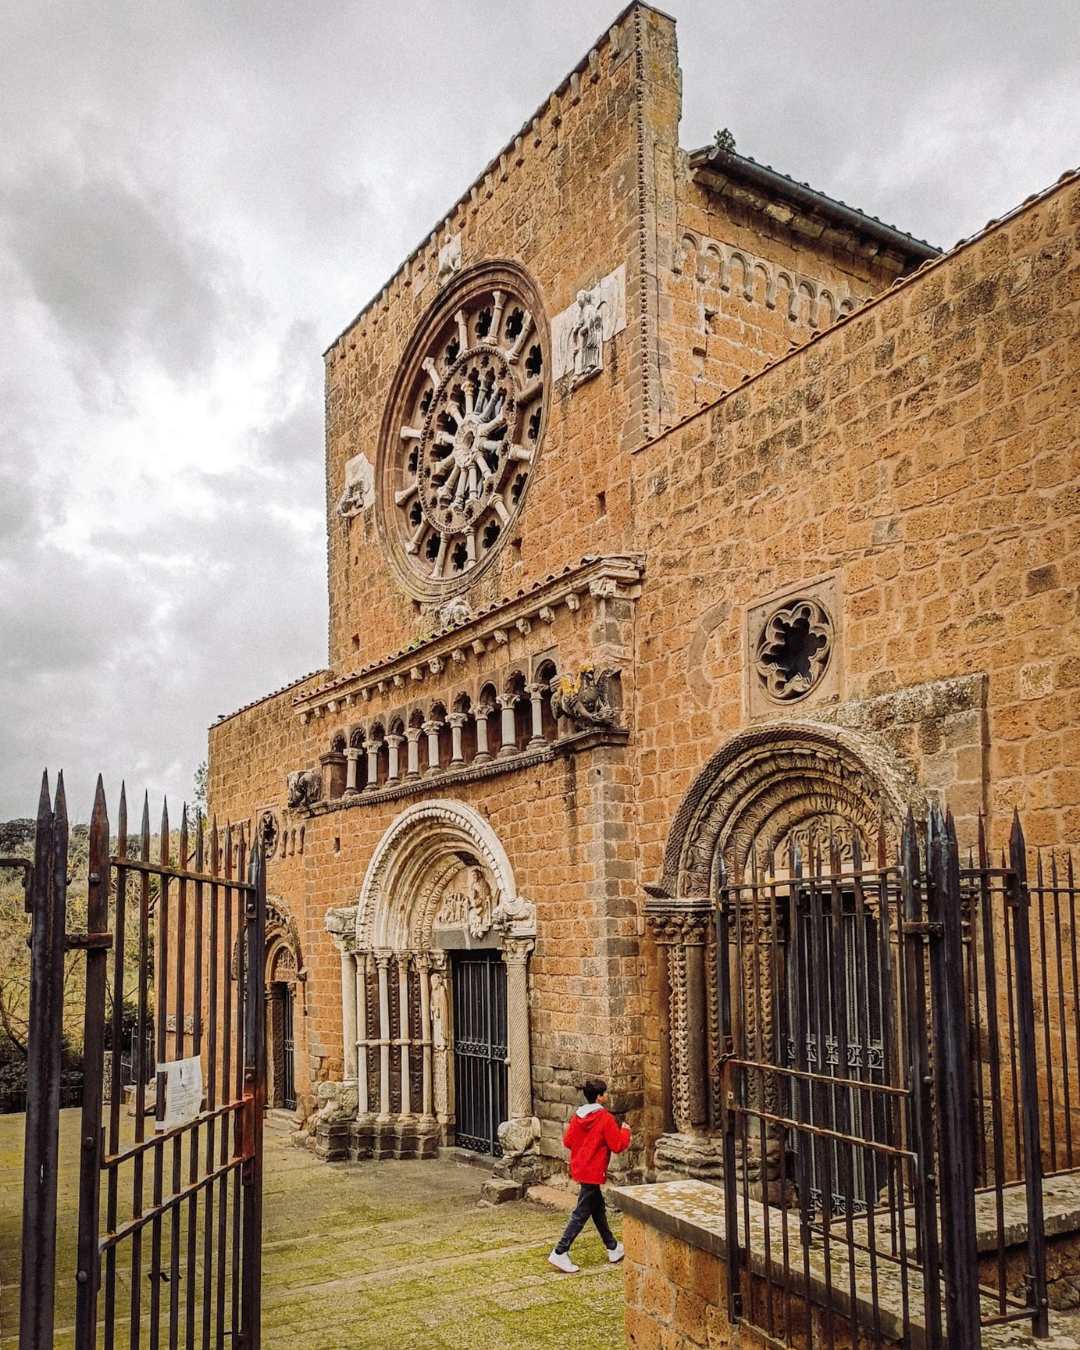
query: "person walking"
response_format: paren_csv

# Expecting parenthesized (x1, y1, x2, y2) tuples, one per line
(548, 1079, 631, 1273)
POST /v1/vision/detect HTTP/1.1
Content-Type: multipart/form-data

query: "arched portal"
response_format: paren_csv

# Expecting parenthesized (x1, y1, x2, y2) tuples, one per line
(646, 722, 921, 1180)
(263, 899, 304, 1115)
(326, 800, 537, 1164)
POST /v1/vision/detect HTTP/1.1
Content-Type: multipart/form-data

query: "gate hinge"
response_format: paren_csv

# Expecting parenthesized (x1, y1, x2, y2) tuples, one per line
(901, 921, 944, 938)
(66, 930, 114, 951)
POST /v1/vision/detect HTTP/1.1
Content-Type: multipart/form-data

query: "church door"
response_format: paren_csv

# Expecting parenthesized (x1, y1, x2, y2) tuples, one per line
(787, 883, 887, 1215)
(452, 951, 508, 1155)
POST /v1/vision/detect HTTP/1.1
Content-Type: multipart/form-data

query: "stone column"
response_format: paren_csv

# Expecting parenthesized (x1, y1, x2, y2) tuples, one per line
(415, 952, 434, 1120)
(525, 683, 546, 748)
(375, 951, 392, 1118)
(345, 746, 362, 795)
(503, 939, 535, 1118)
(365, 740, 380, 789)
(448, 712, 467, 765)
(405, 727, 422, 780)
(354, 953, 369, 1114)
(497, 695, 517, 758)
(430, 953, 450, 1128)
(423, 720, 442, 775)
(474, 706, 493, 763)
(340, 949, 358, 1082)
(386, 733, 403, 782)
(397, 952, 412, 1118)
(644, 897, 723, 1180)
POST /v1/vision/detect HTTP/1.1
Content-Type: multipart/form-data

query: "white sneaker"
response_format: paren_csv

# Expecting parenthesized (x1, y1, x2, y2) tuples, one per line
(548, 1249, 579, 1273)
(608, 1242, 625, 1263)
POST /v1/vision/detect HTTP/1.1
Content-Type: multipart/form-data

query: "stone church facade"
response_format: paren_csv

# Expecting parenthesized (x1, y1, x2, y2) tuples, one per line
(207, 3, 1080, 1184)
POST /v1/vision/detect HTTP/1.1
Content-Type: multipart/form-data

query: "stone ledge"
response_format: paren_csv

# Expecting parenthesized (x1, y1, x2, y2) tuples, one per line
(614, 1175, 1080, 1346)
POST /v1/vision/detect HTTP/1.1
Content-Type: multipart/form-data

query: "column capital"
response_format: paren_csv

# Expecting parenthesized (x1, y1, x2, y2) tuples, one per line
(373, 949, 393, 970)
(502, 937, 535, 965)
(644, 896, 714, 945)
(405, 725, 422, 743)
(447, 711, 468, 729)
(422, 719, 442, 735)
(386, 733, 404, 748)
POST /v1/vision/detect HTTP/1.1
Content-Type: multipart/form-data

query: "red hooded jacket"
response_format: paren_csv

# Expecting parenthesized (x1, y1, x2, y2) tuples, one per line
(562, 1104, 631, 1184)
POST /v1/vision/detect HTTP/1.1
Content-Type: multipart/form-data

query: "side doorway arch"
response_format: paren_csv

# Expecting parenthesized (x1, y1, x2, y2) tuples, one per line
(264, 898, 305, 1115)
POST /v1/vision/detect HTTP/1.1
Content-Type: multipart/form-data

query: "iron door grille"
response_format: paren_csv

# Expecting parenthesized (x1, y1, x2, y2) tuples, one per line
(282, 987, 297, 1111)
(452, 951, 508, 1155)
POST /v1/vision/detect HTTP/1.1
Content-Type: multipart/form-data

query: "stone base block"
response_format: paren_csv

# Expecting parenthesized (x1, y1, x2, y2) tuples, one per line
(480, 1177, 524, 1204)
(653, 1130, 726, 1181)
(348, 1114, 441, 1161)
(314, 1119, 352, 1161)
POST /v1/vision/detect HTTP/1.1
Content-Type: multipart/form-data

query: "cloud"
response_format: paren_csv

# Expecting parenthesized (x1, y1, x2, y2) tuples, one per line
(0, 0, 1076, 821)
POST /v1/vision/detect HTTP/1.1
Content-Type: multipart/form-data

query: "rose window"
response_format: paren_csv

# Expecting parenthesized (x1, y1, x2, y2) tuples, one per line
(378, 266, 549, 594)
(755, 599, 833, 701)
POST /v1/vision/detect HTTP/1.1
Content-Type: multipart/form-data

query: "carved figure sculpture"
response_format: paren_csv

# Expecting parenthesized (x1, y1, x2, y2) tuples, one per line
(491, 891, 537, 934)
(437, 594, 473, 628)
(430, 965, 450, 1120)
(336, 452, 373, 520)
(286, 768, 323, 810)
(466, 867, 494, 938)
(569, 287, 605, 382)
(259, 809, 278, 855)
(551, 666, 620, 730)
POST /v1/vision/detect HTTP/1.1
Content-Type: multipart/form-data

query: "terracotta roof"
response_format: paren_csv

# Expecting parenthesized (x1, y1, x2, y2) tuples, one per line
(211, 670, 328, 729)
(690, 144, 940, 262)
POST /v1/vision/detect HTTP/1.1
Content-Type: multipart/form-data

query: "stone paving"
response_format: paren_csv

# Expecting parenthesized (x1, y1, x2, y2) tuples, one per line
(0, 1110, 625, 1348)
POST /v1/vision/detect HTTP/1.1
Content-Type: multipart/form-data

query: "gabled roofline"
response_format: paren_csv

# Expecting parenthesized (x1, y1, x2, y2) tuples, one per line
(323, 2, 671, 357)
(689, 145, 940, 265)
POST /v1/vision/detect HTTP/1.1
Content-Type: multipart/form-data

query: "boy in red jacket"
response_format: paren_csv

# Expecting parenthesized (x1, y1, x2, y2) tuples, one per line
(548, 1079, 631, 1273)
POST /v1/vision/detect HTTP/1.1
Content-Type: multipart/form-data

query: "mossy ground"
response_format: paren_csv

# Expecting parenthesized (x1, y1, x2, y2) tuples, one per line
(0, 1110, 625, 1348)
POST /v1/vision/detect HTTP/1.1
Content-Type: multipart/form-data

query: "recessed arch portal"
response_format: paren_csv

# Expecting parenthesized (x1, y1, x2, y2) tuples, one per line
(659, 721, 920, 895)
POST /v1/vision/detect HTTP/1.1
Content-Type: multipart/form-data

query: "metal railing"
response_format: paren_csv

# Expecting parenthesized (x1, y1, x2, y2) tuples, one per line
(716, 806, 1069, 1347)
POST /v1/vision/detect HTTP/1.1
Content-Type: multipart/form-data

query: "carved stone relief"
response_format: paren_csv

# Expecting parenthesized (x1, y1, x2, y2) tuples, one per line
(286, 768, 322, 810)
(551, 264, 627, 383)
(336, 451, 374, 520)
(550, 666, 620, 730)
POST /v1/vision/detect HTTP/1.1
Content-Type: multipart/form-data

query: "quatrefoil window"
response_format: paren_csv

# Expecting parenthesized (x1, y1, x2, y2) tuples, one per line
(755, 599, 833, 701)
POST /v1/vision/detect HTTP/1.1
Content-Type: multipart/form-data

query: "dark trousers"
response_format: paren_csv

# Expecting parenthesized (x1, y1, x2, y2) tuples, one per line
(555, 1182, 616, 1253)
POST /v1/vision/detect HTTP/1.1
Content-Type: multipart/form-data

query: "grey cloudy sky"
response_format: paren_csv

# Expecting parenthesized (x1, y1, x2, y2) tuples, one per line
(1, 0, 1077, 822)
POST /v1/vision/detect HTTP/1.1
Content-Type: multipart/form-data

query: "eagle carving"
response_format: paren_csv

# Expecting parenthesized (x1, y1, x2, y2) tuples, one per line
(550, 666, 620, 730)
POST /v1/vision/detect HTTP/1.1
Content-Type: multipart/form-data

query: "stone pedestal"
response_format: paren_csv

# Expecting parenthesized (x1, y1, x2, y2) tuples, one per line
(653, 1131, 726, 1180)
(315, 1119, 352, 1161)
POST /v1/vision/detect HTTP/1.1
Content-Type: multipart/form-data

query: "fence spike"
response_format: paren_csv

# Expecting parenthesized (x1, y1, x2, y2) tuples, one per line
(1010, 807, 1025, 860)
(944, 805, 958, 846)
(160, 799, 170, 866)
(210, 814, 220, 876)
(117, 782, 128, 854)
(54, 770, 69, 827)
(224, 822, 233, 881)
(195, 811, 205, 872)
(179, 804, 189, 867)
(140, 792, 151, 862)
(37, 769, 51, 822)
(88, 774, 106, 837)
(977, 813, 989, 869)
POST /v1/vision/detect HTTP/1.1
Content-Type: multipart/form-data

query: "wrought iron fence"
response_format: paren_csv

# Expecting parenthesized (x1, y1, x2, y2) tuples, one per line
(716, 806, 1074, 1348)
(17, 772, 267, 1350)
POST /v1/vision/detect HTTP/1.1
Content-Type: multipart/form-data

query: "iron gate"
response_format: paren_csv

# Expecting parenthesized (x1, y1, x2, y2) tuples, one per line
(716, 807, 1049, 1348)
(452, 951, 507, 1155)
(16, 771, 266, 1350)
(281, 988, 296, 1112)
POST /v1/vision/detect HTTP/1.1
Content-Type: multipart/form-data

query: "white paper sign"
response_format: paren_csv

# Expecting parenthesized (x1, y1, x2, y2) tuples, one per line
(157, 1056, 203, 1130)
